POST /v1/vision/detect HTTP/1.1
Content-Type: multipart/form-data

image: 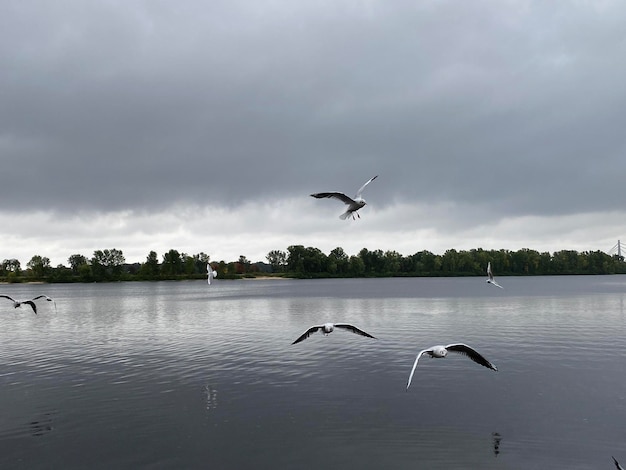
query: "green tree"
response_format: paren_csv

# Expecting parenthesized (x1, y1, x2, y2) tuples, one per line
(328, 247, 349, 275)
(287, 245, 306, 274)
(2, 259, 21, 273)
(161, 249, 183, 276)
(141, 251, 160, 279)
(68, 254, 88, 274)
(92, 248, 125, 280)
(266, 250, 287, 272)
(27, 255, 51, 279)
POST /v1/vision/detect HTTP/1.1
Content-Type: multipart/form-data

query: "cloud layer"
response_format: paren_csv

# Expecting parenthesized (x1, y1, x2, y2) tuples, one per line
(1, 0, 625, 265)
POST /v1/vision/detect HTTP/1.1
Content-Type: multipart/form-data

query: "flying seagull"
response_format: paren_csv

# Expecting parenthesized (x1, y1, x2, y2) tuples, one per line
(613, 457, 624, 470)
(0, 294, 56, 315)
(406, 343, 498, 390)
(292, 322, 377, 344)
(311, 175, 378, 220)
(207, 263, 218, 285)
(486, 262, 503, 289)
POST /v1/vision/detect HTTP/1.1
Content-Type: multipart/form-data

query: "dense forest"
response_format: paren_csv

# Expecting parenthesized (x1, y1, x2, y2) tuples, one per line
(1, 245, 625, 283)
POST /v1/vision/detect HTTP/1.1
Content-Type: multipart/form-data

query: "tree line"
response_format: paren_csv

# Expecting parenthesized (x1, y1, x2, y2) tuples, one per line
(1, 245, 625, 283)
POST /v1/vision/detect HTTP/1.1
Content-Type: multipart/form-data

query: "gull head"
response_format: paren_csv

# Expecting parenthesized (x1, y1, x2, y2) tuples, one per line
(322, 323, 334, 335)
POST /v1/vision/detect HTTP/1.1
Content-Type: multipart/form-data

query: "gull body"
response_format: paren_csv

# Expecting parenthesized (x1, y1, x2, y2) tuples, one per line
(0, 294, 56, 315)
(292, 322, 376, 344)
(207, 264, 218, 285)
(311, 175, 378, 220)
(406, 343, 497, 390)
(486, 262, 503, 289)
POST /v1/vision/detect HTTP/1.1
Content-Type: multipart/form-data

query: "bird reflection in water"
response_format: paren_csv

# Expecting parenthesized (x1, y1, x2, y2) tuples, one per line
(30, 411, 56, 437)
(492, 432, 502, 457)
(203, 385, 218, 411)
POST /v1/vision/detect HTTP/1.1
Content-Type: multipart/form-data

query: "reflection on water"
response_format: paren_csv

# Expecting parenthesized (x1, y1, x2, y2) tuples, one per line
(203, 385, 218, 411)
(0, 276, 625, 469)
(492, 432, 502, 457)
(30, 410, 56, 438)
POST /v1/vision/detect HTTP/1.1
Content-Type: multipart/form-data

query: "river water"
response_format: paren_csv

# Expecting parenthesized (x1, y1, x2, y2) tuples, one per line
(1, 276, 625, 469)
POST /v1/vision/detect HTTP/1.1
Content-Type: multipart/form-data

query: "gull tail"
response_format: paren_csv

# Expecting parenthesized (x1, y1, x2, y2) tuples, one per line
(339, 211, 352, 220)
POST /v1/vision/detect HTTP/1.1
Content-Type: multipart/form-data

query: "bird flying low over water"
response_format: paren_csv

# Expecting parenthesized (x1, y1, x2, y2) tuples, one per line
(311, 175, 378, 220)
(406, 343, 498, 390)
(614, 456, 625, 470)
(291, 322, 377, 344)
(0, 295, 56, 315)
(486, 262, 503, 289)
(207, 264, 218, 285)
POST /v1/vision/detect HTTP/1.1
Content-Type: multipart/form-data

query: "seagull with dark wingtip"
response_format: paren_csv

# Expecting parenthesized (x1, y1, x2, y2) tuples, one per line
(486, 262, 503, 289)
(311, 175, 378, 220)
(406, 343, 498, 390)
(613, 456, 624, 470)
(292, 322, 376, 344)
(0, 294, 56, 315)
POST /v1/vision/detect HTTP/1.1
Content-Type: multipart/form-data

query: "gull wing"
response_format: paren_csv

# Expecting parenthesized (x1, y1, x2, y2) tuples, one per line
(21, 300, 38, 315)
(31, 295, 57, 311)
(311, 192, 355, 206)
(291, 325, 323, 345)
(445, 343, 497, 371)
(355, 175, 378, 199)
(406, 349, 432, 390)
(613, 456, 624, 470)
(334, 323, 377, 339)
(487, 263, 503, 288)
(207, 265, 217, 284)
(0, 294, 17, 303)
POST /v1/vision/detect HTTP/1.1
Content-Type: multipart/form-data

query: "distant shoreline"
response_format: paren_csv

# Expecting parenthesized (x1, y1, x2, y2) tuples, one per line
(241, 276, 290, 280)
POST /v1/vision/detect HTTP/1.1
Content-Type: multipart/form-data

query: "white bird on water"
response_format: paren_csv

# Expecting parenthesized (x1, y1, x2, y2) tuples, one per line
(406, 343, 498, 390)
(207, 264, 218, 285)
(311, 175, 378, 220)
(486, 262, 503, 289)
(0, 295, 56, 315)
(292, 322, 377, 344)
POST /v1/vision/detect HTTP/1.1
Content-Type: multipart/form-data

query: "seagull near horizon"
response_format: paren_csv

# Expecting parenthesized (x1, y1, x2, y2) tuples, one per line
(486, 262, 503, 289)
(292, 322, 377, 344)
(311, 175, 378, 220)
(207, 263, 218, 285)
(406, 343, 498, 390)
(0, 295, 56, 315)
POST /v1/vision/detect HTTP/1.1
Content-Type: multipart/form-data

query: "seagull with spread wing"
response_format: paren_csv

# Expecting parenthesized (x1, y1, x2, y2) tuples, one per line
(406, 343, 498, 390)
(0, 294, 56, 315)
(207, 263, 218, 285)
(311, 175, 378, 220)
(486, 262, 503, 289)
(292, 322, 377, 344)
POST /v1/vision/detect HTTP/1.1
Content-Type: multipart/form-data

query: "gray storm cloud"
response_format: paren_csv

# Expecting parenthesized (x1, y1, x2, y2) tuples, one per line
(1, 0, 625, 265)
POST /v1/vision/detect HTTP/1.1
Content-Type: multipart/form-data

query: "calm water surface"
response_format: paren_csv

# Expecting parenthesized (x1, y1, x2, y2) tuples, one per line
(1, 276, 626, 469)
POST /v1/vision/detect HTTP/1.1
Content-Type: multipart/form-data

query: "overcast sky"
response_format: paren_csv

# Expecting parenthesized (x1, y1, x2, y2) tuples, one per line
(2, 0, 625, 267)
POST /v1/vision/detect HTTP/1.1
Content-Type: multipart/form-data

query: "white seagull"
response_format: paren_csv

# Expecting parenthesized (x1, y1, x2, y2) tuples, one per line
(292, 322, 377, 344)
(0, 294, 56, 315)
(406, 343, 498, 390)
(486, 262, 503, 289)
(311, 175, 378, 220)
(207, 263, 218, 285)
